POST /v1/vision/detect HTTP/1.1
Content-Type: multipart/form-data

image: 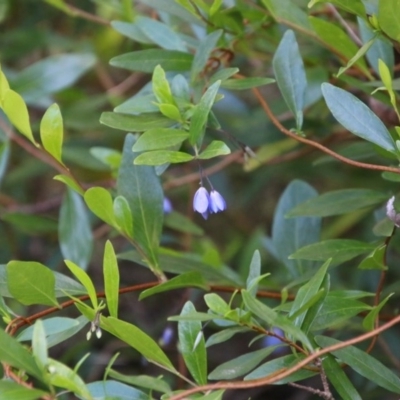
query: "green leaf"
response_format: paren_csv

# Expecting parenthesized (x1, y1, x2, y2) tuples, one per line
(157, 103, 182, 121)
(362, 293, 392, 331)
(64, 259, 98, 309)
(189, 80, 221, 145)
(290, 239, 376, 265)
(358, 18, 394, 75)
(134, 150, 193, 165)
(0, 329, 43, 380)
(322, 354, 362, 400)
(113, 195, 133, 237)
(0, 139, 10, 187)
(0, 381, 47, 400)
(2, 89, 36, 144)
(209, 67, 239, 85)
(241, 290, 313, 350)
(221, 77, 275, 90)
(110, 49, 193, 73)
(378, 0, 400, 42)
(262, 0, 314, 35)
(246, 250, 261, 297)
(322, 83, 396, 152)
(59, 188, 93, 270)
(208, 347, 278, 380)
(111, 20, 154, 44)
(289, 259, 330, 333)
(308, 0, 365, 18)
(84, 187, 117, 228)
(139, 271, 209, 300)
(245, 354, 316, 383)
(310, 17, 369, 75)
(85, 380, 148, 399)
(54, 174, 84, 195)
(134, 16, 187, 51)
(316, 336, 400, 394)
(267, 180, 321, 278)
(358, 244, 387, 270)
(9, 53, 96, 105)
(32, 320, 48, 369)
(40, 103, 63, 163)
(311, 297, 370, 330)
(178, 301, 208, 384)
(7, 261, 58, 307)
(102, 316, 176, 371)
(191, 30, 222, 82)
(286, 188, 388, 217)
(272, 30, 307, 130)
(109, 370, 172, 395)
(117, 134, 164, 271)
(103, 241, 120, 319)
(100, 111, 174, 132)
(206, 327, 248, 347)
(198, 140, 230, 159)
(1, 212, 57, 235)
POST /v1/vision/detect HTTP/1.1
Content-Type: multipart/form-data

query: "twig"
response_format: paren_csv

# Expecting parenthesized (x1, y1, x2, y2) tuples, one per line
(289, 382, 334, 400)
(251, 87, 400, 175)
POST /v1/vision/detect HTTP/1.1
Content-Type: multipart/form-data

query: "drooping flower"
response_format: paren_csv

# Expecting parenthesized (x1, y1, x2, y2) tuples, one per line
(193, 186, 210, 219)
(209, 190, 227, 213)
(386, 196, 400, 227)
(163, 197, 173, 214)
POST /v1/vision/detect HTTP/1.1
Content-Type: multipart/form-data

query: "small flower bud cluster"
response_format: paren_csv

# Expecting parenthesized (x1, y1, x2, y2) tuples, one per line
(193, 186, 226, 219)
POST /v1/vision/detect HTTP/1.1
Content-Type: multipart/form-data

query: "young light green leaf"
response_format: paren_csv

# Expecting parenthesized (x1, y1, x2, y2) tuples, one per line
(2, 89, 36, 144)
(103, 241, 119, 319)
(204, 293, 230, 315)
(64, 259, 98, 309)
(40, 103, 63, 164)
(322, 83, 396, 152)
(191, 30, 222, 82)
(102, 316, 176, 371)
(316, 335, 400, 394)
(246, 250, 261, 297)
(134, 150, 194, 165)
(113, 195, 133, 237)
(152, 65, 174, 104)
(139, 271, 209, 300)
(221, 77, 275, 90)
(7, 261, 59, 307)
(358, 244, 387, 270)
(32, 320, 48, 369)
(53, 174, 84, 195)
(84, 187, 117, 228)
(189, 80, 221, 145)
(290, 239, 376, 265)
(273, 30, 307, 130)
(157, 103, 182, 121)
(59, 188, 93, 270)
(110, 49, 193, 73)
(100, 111, 174, 132)
(286, 188, 388, 217)
(378, 0, 400, 43)
(198, 140, 230, 159)
(178, 301, 208, 384)
(208, 347, 278, 380)
(117, 134, 164, 271)
(322, 354, 362, 400)
(132, 129, 189, 152)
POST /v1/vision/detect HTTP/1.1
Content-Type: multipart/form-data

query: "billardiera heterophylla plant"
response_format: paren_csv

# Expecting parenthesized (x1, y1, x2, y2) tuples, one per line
(193, 185, 226, 219)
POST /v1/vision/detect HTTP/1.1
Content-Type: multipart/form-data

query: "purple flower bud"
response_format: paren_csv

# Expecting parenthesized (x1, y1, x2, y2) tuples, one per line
(159, 326, 174, 347)
(193, 187, 210, 215)
(163, 197, 173, 214)
(209, 190, 226, 213)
